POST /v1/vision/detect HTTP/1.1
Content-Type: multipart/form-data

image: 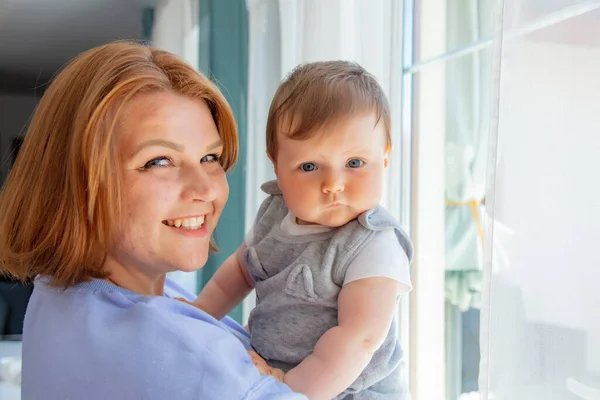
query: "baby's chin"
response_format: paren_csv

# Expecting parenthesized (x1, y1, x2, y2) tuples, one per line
(315, 211, 362, 228)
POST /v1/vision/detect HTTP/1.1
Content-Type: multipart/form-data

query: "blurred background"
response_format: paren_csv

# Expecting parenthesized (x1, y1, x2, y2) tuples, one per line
(1, 0, 599, 399)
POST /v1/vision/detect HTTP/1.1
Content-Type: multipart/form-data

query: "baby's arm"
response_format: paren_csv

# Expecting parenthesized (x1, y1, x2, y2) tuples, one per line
(193, 244, 254, 320)
(283, 277, 400, 400)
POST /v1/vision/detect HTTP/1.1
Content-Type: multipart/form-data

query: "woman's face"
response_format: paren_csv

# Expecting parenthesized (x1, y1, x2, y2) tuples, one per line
(105, 91, 229, 282)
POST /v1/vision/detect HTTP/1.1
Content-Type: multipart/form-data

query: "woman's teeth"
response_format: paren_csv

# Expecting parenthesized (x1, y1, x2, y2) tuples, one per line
(164, 216, 205, 230)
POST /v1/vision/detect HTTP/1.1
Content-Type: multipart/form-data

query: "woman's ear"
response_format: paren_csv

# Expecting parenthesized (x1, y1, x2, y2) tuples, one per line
(383, 144, 392, 168)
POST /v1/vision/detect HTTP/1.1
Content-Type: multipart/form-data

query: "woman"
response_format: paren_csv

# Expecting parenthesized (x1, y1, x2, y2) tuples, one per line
(0, 41, 305, 400)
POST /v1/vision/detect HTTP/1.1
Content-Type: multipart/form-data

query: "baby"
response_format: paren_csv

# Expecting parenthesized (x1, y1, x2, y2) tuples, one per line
(194, 61, 413, 399)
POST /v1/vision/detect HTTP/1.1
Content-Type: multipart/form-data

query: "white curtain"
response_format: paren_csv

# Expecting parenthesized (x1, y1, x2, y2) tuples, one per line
(444, 0, 493, 313)
(480, 1, 600, 399)
(152, 0, 200, 295)
(151, 0, 199, 71)
(245, 0, 404, 321)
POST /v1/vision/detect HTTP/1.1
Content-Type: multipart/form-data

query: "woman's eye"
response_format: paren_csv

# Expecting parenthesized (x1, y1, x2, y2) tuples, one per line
(201, 154, 220, 163)
(143, 157, 172, 169)
(347, 159, 364, 168)
(300, 162, 317, 172)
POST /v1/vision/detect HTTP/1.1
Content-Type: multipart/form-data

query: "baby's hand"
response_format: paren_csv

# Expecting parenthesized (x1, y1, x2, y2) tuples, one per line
(248, 350, 285, 382)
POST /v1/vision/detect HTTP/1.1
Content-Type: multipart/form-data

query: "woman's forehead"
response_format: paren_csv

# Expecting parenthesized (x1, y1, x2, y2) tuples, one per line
(120, 91, 208, 124)
(116, 92, 218, 148)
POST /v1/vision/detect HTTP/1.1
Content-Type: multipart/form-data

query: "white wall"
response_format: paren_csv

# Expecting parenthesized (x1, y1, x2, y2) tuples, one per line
(0, 93, 39, 183)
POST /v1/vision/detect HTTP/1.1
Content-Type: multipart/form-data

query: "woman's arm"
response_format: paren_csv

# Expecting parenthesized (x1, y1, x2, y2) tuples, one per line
(193, 244, 254, 320)
(283, 277, 400, 400)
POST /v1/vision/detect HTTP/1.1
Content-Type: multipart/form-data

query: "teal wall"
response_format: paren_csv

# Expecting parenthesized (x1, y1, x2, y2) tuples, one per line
(141, 7, 154, 42)
(197, 0, 248, 323)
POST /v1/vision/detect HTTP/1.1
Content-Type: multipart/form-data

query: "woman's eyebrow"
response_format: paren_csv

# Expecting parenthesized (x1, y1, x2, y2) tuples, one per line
(207, 139, 223, 151)
(132, 139, 184, 156)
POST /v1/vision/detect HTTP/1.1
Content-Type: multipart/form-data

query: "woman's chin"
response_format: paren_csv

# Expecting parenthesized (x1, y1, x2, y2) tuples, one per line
(173, 253, 209, 273)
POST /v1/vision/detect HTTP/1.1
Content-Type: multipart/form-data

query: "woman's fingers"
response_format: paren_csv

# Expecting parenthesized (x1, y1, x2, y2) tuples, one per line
(269, 367, 285, 383)
(174, 297, 194, 305)
(247, 350, 285, 382)
(248, 350, 267, 368)
(248, 350, 263, 366)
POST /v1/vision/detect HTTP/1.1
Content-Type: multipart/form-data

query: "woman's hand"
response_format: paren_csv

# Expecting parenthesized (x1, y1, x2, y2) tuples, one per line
(174, 297, 210, 313)
(176, 297, 286, 382)
(248, 350, 285, 382)
(174, 297, 194, 306)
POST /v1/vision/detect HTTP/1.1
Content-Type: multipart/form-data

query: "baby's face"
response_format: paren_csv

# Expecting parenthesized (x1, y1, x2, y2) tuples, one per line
(274, 111, 390, 227)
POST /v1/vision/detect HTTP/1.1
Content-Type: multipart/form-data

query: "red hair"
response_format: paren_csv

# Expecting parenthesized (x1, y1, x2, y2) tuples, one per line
(0, 41, 238, 287)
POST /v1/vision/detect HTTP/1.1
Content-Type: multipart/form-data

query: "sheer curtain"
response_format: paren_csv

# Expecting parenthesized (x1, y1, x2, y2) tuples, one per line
(151, 0, 200, 295)
(245, 0, 406, 319)
(480, 1, 600, 399)
(444, 1, 495, 314)
(151, 0, 199, 72)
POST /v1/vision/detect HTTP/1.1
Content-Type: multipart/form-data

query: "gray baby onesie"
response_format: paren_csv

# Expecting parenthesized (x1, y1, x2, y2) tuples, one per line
(243, 181, 414, 399)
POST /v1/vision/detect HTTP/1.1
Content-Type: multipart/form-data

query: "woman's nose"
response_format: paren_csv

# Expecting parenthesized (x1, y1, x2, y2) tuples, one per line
(181, 165, 217, 202)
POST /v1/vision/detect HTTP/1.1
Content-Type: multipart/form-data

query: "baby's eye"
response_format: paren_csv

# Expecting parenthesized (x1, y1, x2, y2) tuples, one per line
(201, 154, 220, 163)
(143, 157, 172, 169)
(347, 159, 364, 168)
(300, 162, 317, 172)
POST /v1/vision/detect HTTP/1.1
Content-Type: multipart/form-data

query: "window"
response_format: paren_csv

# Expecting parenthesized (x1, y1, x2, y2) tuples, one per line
(401, 1, 495, 398)
(404, 1, 600, 399)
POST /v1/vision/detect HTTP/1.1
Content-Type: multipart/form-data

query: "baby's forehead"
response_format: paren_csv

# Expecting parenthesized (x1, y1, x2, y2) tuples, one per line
(277, 115, 387, 154)
(277, 109, 381, 139)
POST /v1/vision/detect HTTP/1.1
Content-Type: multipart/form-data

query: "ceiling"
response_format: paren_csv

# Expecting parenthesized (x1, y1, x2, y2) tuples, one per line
(0, 0, 155, 93)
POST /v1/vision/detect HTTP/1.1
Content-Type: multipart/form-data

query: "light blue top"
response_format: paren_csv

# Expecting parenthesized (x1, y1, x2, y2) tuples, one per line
(21, 275, 306, 400)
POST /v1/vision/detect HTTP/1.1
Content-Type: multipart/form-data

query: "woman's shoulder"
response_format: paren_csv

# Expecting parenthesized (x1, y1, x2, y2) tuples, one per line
(23, 278, 302, 399)
(30, 276, 240, 346)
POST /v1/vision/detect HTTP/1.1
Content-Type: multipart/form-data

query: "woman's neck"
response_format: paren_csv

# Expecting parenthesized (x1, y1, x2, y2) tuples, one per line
(102, 257, 166, 296)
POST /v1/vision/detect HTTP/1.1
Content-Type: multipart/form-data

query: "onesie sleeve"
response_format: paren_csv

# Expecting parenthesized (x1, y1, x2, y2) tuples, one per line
(343, 229, 412, 292)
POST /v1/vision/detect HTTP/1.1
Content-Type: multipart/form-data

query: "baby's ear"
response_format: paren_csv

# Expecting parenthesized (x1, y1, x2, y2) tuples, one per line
(383, 144, 392, 168)
(267, 151, 278, 174)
